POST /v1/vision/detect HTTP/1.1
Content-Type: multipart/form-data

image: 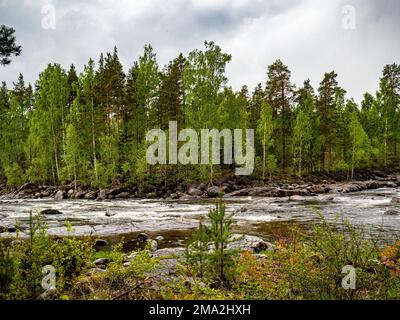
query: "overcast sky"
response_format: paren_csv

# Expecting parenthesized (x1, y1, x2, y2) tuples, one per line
(1, 0, 399, 102)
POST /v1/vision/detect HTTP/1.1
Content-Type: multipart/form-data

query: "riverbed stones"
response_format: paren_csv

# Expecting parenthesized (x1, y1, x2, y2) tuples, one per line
(41, 209, 63, 215)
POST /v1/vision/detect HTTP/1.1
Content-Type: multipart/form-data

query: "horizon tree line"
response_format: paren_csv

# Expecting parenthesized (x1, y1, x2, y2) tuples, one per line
(1, 41, 400, 190)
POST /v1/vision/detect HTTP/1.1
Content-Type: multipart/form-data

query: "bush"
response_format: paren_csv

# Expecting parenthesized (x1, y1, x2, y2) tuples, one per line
(4, 162, 24, 186)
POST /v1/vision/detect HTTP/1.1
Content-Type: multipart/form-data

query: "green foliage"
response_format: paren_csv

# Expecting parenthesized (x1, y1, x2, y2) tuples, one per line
(0, 44, 399, 189)
(4, 162, 24, 186)
(186, 198, 237, 287)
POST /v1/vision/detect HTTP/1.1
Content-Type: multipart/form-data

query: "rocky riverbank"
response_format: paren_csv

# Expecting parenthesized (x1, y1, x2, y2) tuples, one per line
(1, 170, 400, 201)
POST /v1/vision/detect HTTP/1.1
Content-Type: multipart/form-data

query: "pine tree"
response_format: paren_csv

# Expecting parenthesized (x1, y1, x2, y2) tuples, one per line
(265, 60, 295, 169)
(317, 71, 341, 171)
(0, 25, 21, 66)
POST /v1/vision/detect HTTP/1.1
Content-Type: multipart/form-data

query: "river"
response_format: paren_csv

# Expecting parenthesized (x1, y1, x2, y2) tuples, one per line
(1, 187, 400, 246)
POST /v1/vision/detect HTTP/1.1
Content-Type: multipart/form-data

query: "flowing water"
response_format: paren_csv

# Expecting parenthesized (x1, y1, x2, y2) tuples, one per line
(1, 187, 400, 246)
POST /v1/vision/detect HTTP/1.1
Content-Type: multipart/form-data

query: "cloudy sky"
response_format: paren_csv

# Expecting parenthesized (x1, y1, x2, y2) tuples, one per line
(1, 0, 399, 102)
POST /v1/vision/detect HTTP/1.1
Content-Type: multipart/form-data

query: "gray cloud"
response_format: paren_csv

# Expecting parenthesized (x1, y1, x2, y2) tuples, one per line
(0, 0, 399, 102)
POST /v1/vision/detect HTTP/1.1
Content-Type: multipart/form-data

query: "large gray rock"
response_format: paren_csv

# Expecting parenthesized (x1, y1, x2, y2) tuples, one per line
(179, 194, 195, 200)
(137, 232, 150, 242)
(115, 192, 130, 199)
(188, 187, 203, 196)
(94, 239, 108, 246)
(54, 190, 64, 201)
(145, 239, 158, 252)
(97, 190, 107, 200)
(207, 186, 221, 198)
(227, 234, 275, 253)
(93, 258, 110, 266)
(84, 191, 97, 200)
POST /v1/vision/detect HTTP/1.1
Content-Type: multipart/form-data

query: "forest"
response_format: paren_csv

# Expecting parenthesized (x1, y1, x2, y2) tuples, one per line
(1, 40, 400, 191)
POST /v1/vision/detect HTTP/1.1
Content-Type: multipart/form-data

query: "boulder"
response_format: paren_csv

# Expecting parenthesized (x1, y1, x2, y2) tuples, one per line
(137, 232, 150, 242)
(18, 182, 37, 192)
(41, 209, 63, 215)
(307, 185, 326, 194)
(145, 239, 158, 252)
(227, 234, 275, 253)
(94, 239, 108, 246)
(391, 197, 400, 204)
(74, 191, 86, 199)
(105, 209, 116, 217)
(384, 209, 400, 216)
(115, 192, 130, 199)
(54, 190, 64, 201)
(106, 187, 124, 196)
(155, 235, 165, 242)
(97, 190, 107, 201)
(6, 225, 17, 233)
(207, 186, 221, 198)
(93, 258, 110, 266)
(188, 187, 203, 196)
(84, 191, 97, 200)
(179, 194, 195, 200)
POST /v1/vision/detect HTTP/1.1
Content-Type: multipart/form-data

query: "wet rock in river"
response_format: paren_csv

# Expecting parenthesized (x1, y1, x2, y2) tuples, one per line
(179, 194, 195, 200)
(105, 209, 116, 217)
(93, 258, 110, 266)
(94, 239, 108, 247)
(115, 192, 130, 199)
(155, 235, 165, 242)
(307, 185, 326, 194)
(97, 190, 107, 201)
(187, 187, 203, 196)
(54, 190, 65, 201)
(207, 186, 221, 198)
(84, 191, 97, 200)
(137, 232, 150, 242)
(41, 209, 63, 215)
(146, 239, 158, 252)
(391, 197, 400, 204)
(384, 209, 400, 216)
